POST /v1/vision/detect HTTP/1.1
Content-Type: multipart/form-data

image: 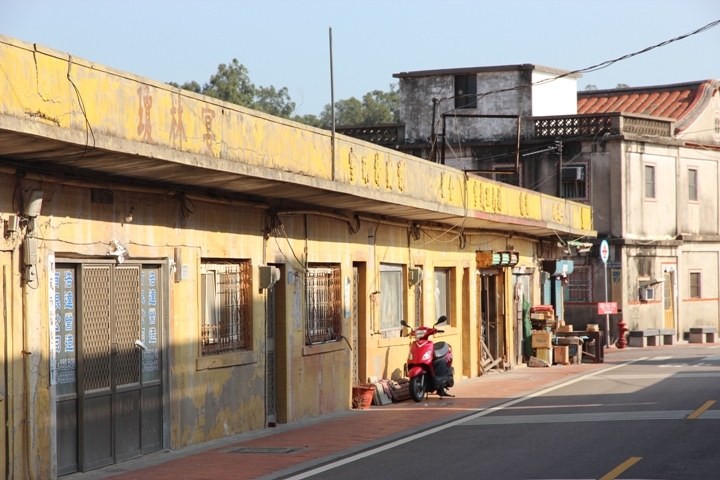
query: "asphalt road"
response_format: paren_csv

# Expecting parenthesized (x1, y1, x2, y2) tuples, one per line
(291, 345, 720, 480)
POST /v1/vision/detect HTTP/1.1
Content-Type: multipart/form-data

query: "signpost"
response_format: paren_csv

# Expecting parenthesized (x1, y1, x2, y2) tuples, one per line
(597, 302, 618, 315)
(599, 239, 610, 347)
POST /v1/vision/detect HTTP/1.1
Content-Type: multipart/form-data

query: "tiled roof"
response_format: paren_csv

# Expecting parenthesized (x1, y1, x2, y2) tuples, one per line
(577, 80, 718, 132)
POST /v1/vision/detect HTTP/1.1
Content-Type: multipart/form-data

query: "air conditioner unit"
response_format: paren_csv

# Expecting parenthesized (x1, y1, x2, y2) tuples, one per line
(259, 266, 281, 290)
(562, 166, 585, 181)
(639, 287, 655, 302)
(409, 267, 424, 286)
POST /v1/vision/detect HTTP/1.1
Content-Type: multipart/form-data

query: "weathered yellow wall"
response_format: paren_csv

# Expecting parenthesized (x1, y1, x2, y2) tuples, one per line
(0, 35, 593, 236)
(0, 33, 588, 477)
(0, 174, 277, 476)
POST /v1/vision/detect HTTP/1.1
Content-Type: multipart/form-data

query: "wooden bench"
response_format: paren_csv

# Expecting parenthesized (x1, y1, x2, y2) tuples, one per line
(689, 327, 717, 344)
(628, 329, 660, 347)
(659, 329, 676, 345)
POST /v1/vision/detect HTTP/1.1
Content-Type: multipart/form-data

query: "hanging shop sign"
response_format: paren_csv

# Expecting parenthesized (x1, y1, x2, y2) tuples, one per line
(476, 250, 519, 268)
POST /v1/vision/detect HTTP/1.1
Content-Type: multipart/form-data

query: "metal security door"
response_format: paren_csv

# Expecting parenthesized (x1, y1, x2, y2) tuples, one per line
(352, 268, 359, 384)
(78, 265, 114, 471)
(266, 285, 277, 426)
(479, 272, 501, 372)
(76, 263, 161, 473)
(113, 266, 143, 463)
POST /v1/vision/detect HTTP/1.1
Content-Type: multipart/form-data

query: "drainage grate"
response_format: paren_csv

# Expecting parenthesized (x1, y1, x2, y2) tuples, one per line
(228, 447, 302, 454)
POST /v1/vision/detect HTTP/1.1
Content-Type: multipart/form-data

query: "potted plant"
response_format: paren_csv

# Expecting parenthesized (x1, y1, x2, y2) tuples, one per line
(351, 383, 375, 409)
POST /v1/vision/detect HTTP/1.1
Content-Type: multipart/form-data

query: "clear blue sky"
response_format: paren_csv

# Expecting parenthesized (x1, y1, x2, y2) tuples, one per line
(2, 0, 719, 116)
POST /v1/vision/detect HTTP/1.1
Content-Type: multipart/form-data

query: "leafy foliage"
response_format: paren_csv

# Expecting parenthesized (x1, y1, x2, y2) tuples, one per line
(319, 85, 399, 127)
(170, 59, 295, 118)
(170, 60, 398, 128)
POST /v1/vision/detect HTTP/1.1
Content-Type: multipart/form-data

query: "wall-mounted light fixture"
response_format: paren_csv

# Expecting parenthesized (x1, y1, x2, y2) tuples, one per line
(124, 207, 134, 224)
(24, 190, 43, 217)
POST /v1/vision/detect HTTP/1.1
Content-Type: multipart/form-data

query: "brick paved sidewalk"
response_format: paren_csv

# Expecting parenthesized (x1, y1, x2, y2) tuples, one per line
(67, 351, 639, 480)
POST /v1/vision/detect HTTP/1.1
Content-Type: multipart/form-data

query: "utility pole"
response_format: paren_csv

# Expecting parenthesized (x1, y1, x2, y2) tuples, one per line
(556, 139, 563, 198)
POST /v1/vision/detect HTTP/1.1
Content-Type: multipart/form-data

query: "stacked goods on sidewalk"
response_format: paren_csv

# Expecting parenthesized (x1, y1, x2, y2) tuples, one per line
(529, 305, 557, 366)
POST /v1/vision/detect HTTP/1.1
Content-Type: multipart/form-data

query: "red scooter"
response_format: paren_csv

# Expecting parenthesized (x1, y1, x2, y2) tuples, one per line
(401, 316, 455, 402)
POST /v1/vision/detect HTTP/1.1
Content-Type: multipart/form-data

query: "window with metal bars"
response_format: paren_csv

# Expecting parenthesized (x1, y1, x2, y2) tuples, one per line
(561, 165, 587, 200)
(567, 265, 592, 302)
(200, 260, 252, 355)
(306, 265, 342, 345)
(690, 271, 701, 299)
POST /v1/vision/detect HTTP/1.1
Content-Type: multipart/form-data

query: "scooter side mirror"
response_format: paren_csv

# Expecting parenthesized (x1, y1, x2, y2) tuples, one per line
(435, 315, 449, 327)
(400, 320, 410, 328)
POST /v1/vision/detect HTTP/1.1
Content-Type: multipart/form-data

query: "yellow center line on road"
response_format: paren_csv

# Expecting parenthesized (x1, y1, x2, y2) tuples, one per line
(687, 400, 716, 419)
(599, 457, 642, 480)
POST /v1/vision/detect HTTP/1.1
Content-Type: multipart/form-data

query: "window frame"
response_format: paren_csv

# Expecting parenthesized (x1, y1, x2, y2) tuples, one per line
(200, 260, 252, 356)
(305, 264, 343, 345)
(433, 267, 454, 326)
(561, 164, 588, 200)
(379, 263, 405, 332)
(566, 264, 593, 303)
(688, 167, 698, 203)
(689, 270, 702, 299)
(454, 74, 477, 110)
(644, 164, 656, 200)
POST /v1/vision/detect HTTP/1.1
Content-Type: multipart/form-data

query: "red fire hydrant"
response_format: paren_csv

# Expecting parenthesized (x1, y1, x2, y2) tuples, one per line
(617, 318, 629, 349)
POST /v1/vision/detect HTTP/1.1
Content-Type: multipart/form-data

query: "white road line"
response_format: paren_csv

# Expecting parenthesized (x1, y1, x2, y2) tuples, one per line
(461, 410, 691, 425)
(703, 356, 720, 361)
(283, 358, 646, 480)
(594, 373, 720, 379)
(649, 356, 672, 361)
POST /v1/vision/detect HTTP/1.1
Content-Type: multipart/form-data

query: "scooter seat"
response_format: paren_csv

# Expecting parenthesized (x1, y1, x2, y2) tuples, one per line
(433, 341, 449, 358)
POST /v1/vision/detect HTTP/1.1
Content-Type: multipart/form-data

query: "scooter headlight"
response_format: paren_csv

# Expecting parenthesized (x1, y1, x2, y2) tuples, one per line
(421, 351, 432, 362)
(414, 328, 427, 340)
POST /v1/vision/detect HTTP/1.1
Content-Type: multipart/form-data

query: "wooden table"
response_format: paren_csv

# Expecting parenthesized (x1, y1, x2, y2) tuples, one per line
(554, 331, 604, 363)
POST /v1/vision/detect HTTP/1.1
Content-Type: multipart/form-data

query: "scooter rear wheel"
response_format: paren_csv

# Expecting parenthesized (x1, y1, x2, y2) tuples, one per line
(409, 374, 426, 402)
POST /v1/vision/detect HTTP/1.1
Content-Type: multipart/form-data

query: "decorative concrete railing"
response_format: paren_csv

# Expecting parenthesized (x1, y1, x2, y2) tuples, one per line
(534, 113, 674, 139)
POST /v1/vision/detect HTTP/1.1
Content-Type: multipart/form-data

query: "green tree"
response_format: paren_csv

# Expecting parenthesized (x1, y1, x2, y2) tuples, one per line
(292, 113, 323, 128)
(319, 84, 399, 127)
(167, 80, 202, 94)
(203, 59, 255, 107)
(584, 84, 598, 91)
(171, 63, 399, 128)
(170, 59, 295, 118)
(255, 85, 295, 118)
(616, 83, 630, 89)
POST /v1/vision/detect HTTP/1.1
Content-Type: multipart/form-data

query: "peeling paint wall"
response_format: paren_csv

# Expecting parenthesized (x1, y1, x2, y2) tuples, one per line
(398, 67, 578, 145)
(0, 35, 595, 477)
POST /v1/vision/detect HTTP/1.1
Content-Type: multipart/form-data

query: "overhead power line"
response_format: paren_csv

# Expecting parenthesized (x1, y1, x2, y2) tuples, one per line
(443, 18, 720, 111)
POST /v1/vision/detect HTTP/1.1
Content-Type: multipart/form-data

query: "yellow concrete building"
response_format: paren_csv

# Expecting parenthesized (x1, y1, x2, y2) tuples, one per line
(0, 35, 594, 478)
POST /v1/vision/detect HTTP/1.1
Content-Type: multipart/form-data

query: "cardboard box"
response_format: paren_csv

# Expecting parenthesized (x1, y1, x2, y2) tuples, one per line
(558, 325, 573, 332)
(554, 346, 570, 365)
(535, 347, 553, 364)
(532, 331, 552, 348)
(528, 356, 550, 368)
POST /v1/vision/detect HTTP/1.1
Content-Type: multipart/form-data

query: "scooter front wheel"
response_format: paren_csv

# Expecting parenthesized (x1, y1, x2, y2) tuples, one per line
(409, 374, 426, 402)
